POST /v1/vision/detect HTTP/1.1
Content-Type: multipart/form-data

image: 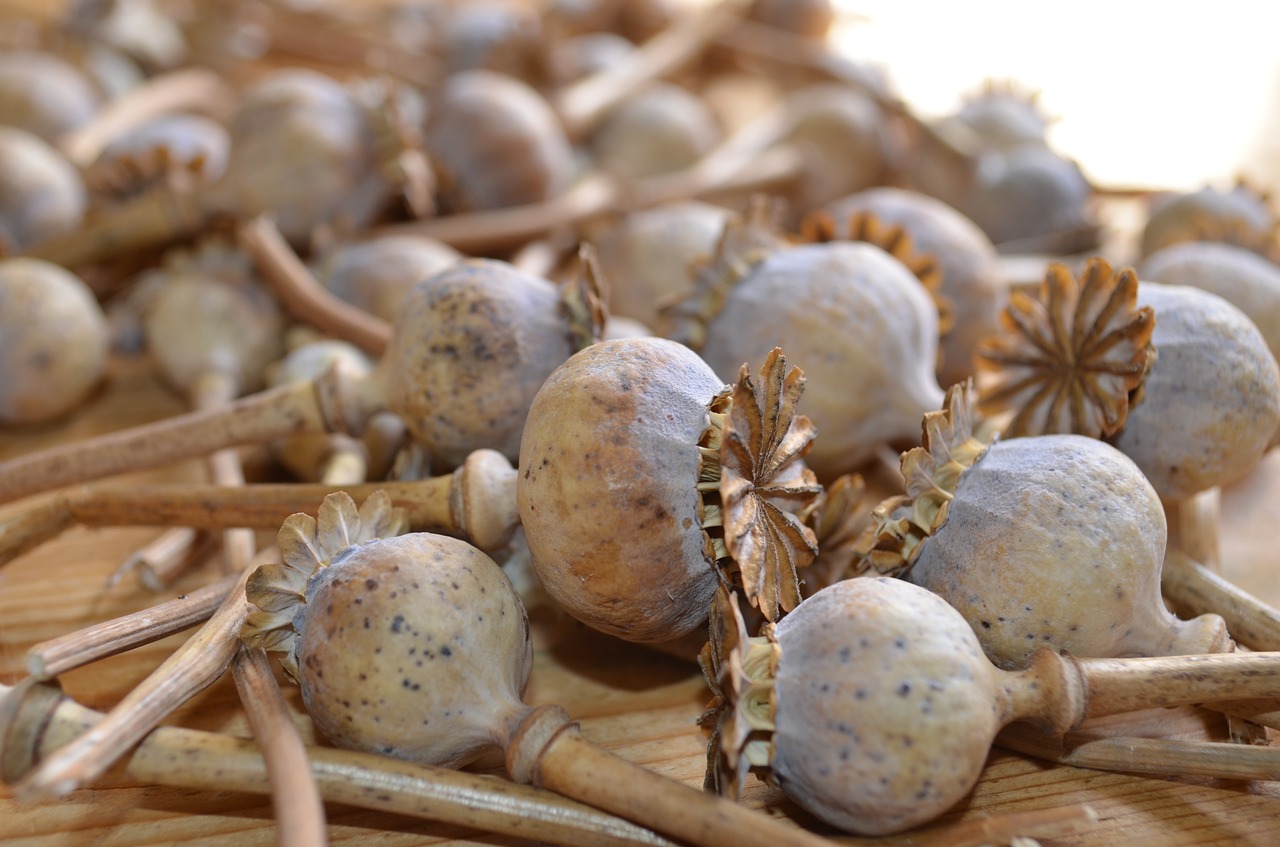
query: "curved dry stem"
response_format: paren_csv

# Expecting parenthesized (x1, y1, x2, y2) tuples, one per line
(238, 216, 392, 357)
(232, 645, 329, 847)
(0, 680, 679, 847)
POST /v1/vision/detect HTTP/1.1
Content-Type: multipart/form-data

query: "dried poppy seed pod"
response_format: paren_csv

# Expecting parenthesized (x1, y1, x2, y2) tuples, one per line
(669, 202, 944, 479)
(423, 70, 575, 213)
(701, 578, 1280, 837)
(779, 83, 893, 215)
(950, 80, 1051, 153)
(0, 49, 100, 142)
(86, 113, 230, 201)
(379, 258, 589, 470)
(1141, 184, 1274, 259)
(857, 384, 1230, 669)
(592, 200, 730, 330)
(519, 338, 821, 641)
(140, 243, 284, 397)
(822, 187, 1004, 387)
(1110, 281, 1280, 500)
(311, 235, 462, 324)
(1139, 241, 1280, 363)
(962, 146, 1093, 248)
(203, 69, 409, 244)
(518, 338, 726, 642)
(0, 128, 86, 252)
(0, 258, 109, 425)
(590, 82, 720, 180)
(241, 495, 531, 769)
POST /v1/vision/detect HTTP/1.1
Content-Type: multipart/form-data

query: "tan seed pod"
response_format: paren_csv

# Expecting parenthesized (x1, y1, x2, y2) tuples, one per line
(0, 127, 86, 252)
(0, 49, 100, 142)
(311, 235, 462, 324)
(0, 257, 108, 426)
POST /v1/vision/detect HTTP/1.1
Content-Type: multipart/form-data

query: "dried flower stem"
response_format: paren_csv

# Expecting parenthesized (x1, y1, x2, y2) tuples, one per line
(1165, 488, 1223, 571)
(58, 68, 237, 167)
(553, 0, 751, 138)
(238, 217, 392, 358)
(0, 680, 679, 847)
(908, 803, 1099, 847)
(26, 571, 240, 680)
(997, 722, 1280, 781)
(109, 527, 208, 591)
(0, 372, 356, 506)
(505, 705, 833, 847)
(0, 450, 518, 567)
(21, 173, 207, 267)
(12, 549, 274, 802)
(1162, 549, 1280, 652)
(192, 370, 257, 577)
(231, 645, 329, 847)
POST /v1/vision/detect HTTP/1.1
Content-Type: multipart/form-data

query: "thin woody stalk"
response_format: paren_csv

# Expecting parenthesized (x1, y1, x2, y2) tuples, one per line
(0, 679, 679, 847)
(0, 450, 518, 568)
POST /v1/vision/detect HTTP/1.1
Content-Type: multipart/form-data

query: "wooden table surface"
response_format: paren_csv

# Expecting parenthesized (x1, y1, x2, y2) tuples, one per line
(0, 352, 1278, 847)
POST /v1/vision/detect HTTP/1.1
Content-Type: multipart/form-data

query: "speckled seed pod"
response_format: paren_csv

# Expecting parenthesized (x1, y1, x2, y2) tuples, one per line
(0, 50, 100, 141)
(907, 434, 1228, 668)
(1139, 241, 1280, 363)
(297, 533, 531, 767)
(1110, 282, 1280, 500)
(203, 69, 392, 244)
(823, 187, 1004, 387)
(0, 258, 109, 425)
(770, 577, 1002, 835)
(590, 82, 720, 180)
(962, 146, 1092, 246)
(1140, 185, 1274, 259)
(698, 241, 944, 478)
(593, 200, 730, 330)
(381, 259, 576, 469)
(312, 235, 462, 323)
(0, 128, 87, 252)
(423, 70, 575, 213)
(517, 338, 725, 642)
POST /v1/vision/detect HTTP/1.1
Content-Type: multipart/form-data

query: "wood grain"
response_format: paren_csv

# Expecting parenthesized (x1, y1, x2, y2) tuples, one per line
(2, 359, 1279, 846)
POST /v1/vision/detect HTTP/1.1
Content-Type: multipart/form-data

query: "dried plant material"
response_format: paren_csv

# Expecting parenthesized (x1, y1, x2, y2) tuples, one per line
(801, 473, 870, 591)
(716, 349, 822, 621)
(798, 208, 954, 334)
(697, 585, 779, 799)
(662, 195, 788, 349)
(853, 381, 991, 576)
(242, 491, 408, 681)
(975, 257, 1154, 438)
(562, 243, 609, 353)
